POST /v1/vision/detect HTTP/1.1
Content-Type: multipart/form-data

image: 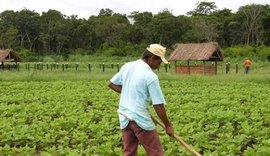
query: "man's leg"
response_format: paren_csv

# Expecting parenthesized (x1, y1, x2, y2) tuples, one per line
(130, 122, 164, 156)
(122, 122, 139, 156)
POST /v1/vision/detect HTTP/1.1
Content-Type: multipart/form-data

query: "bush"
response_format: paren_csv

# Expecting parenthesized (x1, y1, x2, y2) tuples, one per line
(120, 43, 138, 56)
(18, 49, 36, 61)
(96, 43, 117, 57)
(70, 48, 89, 55)
(103, 47, 118, 57)
(68, 54, 92, 62)
(223, 45, 270, 61)
(42, 55, 64, 62)
(256, 46, 270, 61)
(43, 56, 55, 62)
(223, 45, 255, 58)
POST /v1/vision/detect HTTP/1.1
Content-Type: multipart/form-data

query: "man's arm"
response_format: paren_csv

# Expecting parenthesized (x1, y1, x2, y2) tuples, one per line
(153, 104, 174, 136)
(108, 82, 122, 93)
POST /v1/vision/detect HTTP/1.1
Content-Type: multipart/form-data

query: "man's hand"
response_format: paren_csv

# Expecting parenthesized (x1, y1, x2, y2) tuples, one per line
(165, 124, 174, 136)
(153, 104, 174, 136)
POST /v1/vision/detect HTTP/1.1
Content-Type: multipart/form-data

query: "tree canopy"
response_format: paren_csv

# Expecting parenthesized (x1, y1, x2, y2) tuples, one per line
(0, 2, 270, 59)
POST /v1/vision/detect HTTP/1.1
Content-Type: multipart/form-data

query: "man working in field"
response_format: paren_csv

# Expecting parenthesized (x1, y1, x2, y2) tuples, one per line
(108, 44, 174, 156)
(244, 57, 251, 74)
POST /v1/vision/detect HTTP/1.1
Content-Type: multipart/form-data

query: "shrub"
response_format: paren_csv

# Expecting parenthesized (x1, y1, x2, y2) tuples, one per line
(67, 54, 92, 62)
(70, 48, 88, 55)
(43, 56, 55, 62)
(18, 49, 36, 61)
(256, 46, 270, 61)
(223, 45, 255, 58)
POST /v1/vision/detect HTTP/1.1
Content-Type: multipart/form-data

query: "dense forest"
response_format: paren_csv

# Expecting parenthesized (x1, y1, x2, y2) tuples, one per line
(0, 2, 270, 61)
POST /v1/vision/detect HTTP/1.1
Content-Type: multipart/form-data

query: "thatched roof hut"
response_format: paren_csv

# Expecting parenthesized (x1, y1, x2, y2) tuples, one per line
(0, 49, 20, 70)
(169, 42, 223, 61)
(168, 42, 224, 74)
(0, 49, 20, 62)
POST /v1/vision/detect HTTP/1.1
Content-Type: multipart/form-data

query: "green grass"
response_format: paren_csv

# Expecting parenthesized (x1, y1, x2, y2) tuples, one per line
(1, 68, 269, 84)
(0, 59, 269, 82)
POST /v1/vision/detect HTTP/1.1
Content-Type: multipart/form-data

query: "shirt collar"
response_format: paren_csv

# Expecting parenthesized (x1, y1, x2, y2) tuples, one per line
(138, 59, 152, 70)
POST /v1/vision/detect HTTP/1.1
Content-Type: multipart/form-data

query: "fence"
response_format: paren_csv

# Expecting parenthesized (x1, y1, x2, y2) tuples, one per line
(0, 62, 243, 74)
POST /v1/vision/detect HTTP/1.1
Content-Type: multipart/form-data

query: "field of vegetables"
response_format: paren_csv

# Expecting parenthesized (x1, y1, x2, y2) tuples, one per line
(0, 70, 270, 155)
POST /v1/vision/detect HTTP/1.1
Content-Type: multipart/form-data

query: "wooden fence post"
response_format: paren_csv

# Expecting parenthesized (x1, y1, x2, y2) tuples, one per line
(88, 63, 91, 72)
(117, 63, 119, 72)
(17, 63, 19, 71)
(236, 63, 238, 74)
(75, 63, 79, 71)
(62, 64, 65, 71)
(226, 62, 230, 74)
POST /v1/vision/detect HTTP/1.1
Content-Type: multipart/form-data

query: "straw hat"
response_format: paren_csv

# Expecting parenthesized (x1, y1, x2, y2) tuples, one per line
(147, 44, 168, 64)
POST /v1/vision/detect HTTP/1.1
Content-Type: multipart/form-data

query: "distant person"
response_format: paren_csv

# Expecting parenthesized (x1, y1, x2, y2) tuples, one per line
(244, 57, 251, 74)
(108, 44, 174, 156)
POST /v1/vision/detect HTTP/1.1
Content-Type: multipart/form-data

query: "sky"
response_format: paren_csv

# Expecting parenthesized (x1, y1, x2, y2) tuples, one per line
(0, 0, 269, 19)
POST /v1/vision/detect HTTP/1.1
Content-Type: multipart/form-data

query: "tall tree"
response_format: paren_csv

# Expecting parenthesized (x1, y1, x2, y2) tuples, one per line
(0, 10, 19, 49)
(16, 9, 40, 51)
(99, 8, 114, 16)
(90, 9, 130, 48)
(149, 9, 189, 46)
(0, 26, 19, 48)
(128, 11, 153, 44)
(237, 4, 265, 45)
(185, 2, 219, 43)
(39, 9, 67, 55)
(209, 9, 235, 46)
(226, 21, 244, 45)
(188, 1, 217, 16)
(261, 5, 270, 45)
(67, 16, 92, 52)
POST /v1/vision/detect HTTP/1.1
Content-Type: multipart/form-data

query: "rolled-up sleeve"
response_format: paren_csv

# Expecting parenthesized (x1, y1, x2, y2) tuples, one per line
(148, 79, 166, 105)
(110, 72, 122, 85)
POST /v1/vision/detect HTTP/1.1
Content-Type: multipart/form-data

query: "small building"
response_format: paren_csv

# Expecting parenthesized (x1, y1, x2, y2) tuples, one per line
(168, 42, 224, 74)
(0, 49, 21, 70)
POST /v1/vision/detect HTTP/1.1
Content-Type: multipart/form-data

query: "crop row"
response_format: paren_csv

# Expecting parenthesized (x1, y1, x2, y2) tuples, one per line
(0, 80, 269, 155)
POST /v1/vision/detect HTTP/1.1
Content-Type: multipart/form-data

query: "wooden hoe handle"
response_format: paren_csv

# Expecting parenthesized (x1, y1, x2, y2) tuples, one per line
(151, 116, 202, 156)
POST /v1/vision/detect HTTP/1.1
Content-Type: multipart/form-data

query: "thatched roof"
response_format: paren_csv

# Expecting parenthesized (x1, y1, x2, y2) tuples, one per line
(168, 42, 224, 61)
(0, 49, 21, 62)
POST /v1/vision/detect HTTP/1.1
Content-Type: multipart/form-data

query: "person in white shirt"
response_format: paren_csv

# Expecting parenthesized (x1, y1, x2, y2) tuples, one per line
(108, 44, 174, 156)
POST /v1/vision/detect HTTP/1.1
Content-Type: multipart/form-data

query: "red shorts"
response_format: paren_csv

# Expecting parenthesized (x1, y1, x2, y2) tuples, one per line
(122, 121, 164, 156)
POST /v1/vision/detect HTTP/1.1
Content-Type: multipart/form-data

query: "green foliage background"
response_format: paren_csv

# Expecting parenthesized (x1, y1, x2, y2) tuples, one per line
(1, 2, 270, 61)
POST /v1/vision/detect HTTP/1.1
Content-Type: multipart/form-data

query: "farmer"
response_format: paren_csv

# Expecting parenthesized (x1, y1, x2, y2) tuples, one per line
(108, 44, 174, 156)
(244, 57, 251, 74)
